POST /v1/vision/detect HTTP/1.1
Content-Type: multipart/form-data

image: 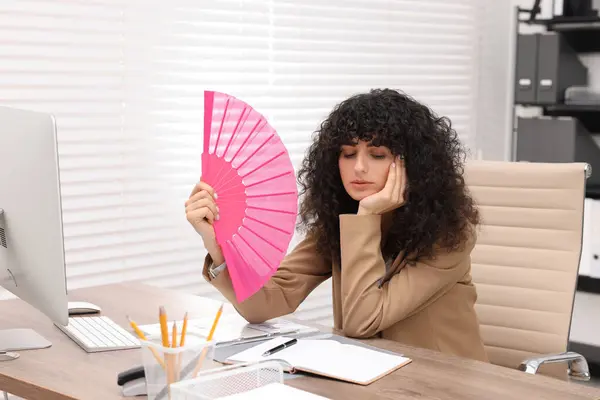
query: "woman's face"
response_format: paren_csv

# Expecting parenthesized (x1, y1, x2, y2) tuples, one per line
(338, 140, 394, 201)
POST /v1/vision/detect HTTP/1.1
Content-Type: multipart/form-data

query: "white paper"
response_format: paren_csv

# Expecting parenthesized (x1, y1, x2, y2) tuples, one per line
(138, 315, 318, 344)
(248, 319, 317, 335)
(227, 337, 410, 384)
(217, 382, 330, 400)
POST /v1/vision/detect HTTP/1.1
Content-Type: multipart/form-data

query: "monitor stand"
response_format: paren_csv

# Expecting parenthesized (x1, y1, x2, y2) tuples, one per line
(0, 329, 52, 361)
(0, 278, 53, 362)
(0, 351, 19, 361)
(0, 210, 53, 361)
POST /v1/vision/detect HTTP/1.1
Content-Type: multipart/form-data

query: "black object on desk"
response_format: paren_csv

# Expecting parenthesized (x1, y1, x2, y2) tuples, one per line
(117, 365, 144, 386)
(117, 365, 147, 397)
(262, 338, 297, 357)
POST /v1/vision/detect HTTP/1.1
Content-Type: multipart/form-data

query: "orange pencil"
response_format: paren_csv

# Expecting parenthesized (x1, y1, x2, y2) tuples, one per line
(207, 304, 223, 342)
(176, 312, 188, 379)
(159, 306, 173, 392)
(179, 312, 189, 347)
(172, 321, 178, 348)
(171, 320, 178, 383)
(127, 316, 165, 370)
(159, 306, 170, 347)
(192, 304, 223, 377)
(127, 315, 148, 340)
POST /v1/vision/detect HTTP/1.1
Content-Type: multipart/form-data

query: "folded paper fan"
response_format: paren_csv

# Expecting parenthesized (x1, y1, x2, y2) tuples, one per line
(202, 91, 298, 303)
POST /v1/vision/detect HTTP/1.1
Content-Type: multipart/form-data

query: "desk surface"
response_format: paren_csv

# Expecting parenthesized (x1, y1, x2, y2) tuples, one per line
(0, 283, 599, 400)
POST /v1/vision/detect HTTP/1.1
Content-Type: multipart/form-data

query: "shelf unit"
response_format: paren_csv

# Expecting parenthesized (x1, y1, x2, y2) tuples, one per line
(524, 15, 600, 53)
(515, 13, 600, 200)
(515, 9, 600, 366)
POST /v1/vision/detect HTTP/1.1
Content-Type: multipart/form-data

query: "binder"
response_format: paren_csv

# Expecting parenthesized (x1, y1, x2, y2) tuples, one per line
(536, 32, 587, 104)
(515, 33, 540, 104)
(225, 336, 412, 386)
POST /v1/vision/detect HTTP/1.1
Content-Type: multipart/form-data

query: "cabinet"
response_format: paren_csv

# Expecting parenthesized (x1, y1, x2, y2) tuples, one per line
(512, 4, 600, 367)
(513, 12, 600, 187)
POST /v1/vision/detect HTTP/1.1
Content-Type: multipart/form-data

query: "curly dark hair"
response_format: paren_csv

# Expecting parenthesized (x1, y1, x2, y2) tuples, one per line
(296, 88, 479, 266)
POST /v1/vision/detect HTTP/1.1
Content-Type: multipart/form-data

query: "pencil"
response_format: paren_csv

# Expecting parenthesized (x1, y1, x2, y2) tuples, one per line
(179, 312, 188, 347)
(207, 304, 223, 341)
(176, 313, 187, 380)
(127, 315, 148, 340)
(171, 321, 177, 349)
(170, 321, 178, 384)
(192, 303, 223, 377)
(159, 306, 173, 394)
(127, 316, 165, 370)
(159, 306, 170, 348)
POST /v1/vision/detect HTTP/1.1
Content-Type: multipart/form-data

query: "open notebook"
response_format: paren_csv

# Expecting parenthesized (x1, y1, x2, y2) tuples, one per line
(226, 337, 411, 385)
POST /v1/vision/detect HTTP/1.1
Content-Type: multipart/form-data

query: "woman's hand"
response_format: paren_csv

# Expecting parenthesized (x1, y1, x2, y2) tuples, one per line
(185, 180, 225, 265)
(357, 157, 406, 216)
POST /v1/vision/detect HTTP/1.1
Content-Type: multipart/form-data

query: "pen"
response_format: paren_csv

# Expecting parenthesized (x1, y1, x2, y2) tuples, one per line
(216, 329, 300, 347)
(262, 338, 297, 357)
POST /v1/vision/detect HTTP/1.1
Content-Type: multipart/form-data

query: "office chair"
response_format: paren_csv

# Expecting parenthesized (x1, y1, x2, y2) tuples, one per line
(465, 160, 591, 380)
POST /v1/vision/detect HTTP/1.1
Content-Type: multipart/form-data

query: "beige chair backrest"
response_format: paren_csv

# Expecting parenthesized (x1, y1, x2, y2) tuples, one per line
(464, 160, 588, 376)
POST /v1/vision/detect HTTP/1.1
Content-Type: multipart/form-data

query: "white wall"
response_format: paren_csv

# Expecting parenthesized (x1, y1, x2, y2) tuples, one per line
(475, 1, 512, 161)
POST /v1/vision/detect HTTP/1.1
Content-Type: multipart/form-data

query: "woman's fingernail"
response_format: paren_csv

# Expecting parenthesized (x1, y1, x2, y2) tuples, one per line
(392, 162, 396, 168)
(214, 192, 218, 199)
(216, 215, 220, 221)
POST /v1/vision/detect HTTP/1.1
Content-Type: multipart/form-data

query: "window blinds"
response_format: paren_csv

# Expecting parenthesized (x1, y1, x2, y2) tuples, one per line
(0, 0, 480, 327)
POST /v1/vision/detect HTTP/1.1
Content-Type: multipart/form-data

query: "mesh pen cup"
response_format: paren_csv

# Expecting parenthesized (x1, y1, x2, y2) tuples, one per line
(140, 339, 218, 400)
(169, 361, 284, 400)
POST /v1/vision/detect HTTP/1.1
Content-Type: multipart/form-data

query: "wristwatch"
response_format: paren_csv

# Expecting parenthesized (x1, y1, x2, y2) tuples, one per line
(209, 261, 227, 279)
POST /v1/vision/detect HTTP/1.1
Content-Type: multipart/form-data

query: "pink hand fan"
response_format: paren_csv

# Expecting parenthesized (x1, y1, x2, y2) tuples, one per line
(202, 90, 298, 303)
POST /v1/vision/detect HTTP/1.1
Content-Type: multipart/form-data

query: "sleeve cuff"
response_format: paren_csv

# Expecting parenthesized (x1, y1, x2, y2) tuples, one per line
(339, 213, 382, 234)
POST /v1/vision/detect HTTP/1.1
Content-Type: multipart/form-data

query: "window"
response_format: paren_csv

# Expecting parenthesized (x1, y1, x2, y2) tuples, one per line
(0, 0, 481, 327)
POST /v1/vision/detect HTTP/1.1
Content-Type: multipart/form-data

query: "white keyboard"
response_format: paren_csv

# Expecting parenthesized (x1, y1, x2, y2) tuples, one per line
(55, 316, 141, 353)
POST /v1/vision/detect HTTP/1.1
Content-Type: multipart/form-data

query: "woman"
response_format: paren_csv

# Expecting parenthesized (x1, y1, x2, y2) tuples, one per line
(185, 88, 488, 362)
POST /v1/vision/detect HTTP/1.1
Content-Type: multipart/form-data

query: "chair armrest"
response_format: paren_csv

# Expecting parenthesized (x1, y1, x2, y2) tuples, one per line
(518, 351, 591, 381)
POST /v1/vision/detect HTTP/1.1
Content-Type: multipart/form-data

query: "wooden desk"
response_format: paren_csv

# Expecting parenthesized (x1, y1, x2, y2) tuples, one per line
(0, 283, 599, 400)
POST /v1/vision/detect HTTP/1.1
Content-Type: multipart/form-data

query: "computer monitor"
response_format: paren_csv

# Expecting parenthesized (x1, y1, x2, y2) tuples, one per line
(0, 106, 69, 360)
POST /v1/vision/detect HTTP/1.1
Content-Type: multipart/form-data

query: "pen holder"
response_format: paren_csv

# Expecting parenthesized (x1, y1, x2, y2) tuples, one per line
(169, 361, 284, 400)
(140, 339, 218, 400)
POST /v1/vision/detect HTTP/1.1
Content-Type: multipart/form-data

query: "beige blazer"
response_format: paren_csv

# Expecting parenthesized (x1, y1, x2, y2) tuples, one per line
(203, 213, 489, 362)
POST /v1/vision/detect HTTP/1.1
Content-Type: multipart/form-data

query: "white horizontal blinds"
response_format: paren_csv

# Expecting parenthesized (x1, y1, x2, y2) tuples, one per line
(269, 0, 480, 164)
(122, 0, 273, 297)
(0, 0, 202, 299)
(0, 0, 481, 324)
(0, 0, 126, 300)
